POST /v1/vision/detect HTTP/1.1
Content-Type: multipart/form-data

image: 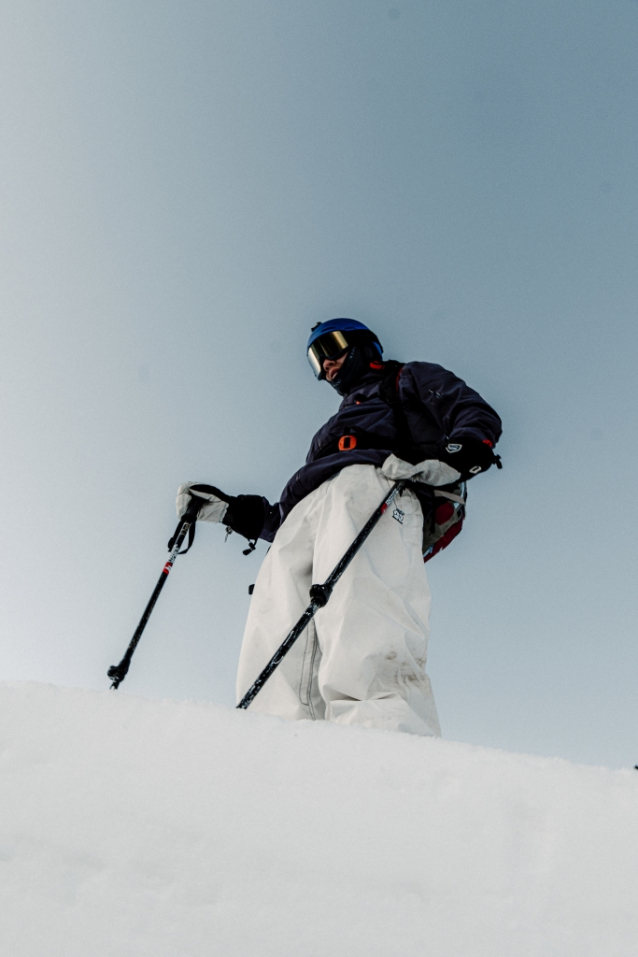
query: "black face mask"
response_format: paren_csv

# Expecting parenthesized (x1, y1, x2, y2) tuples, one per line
(329, 345, 380, 396)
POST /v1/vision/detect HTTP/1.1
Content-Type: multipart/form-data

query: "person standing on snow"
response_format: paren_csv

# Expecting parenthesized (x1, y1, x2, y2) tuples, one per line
(176, 319, 502, 735)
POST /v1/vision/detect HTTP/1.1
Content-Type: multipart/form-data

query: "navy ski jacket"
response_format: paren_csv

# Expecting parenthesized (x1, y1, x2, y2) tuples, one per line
(259, 361, 502, 542)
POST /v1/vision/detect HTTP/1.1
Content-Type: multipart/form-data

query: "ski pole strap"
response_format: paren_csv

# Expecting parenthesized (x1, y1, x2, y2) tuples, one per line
(177, 520, 196, 554)
(167, 498, 201, 552)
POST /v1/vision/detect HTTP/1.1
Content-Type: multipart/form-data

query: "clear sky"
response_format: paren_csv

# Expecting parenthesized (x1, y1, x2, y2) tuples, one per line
(1, 0, 637, 767)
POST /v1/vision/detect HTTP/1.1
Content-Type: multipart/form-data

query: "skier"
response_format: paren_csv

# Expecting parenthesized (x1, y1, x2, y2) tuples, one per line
(176, 319, 502, 735)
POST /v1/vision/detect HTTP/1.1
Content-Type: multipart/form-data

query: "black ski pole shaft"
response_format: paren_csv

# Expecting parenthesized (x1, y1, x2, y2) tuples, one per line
(108, 498, 201, 690)
(236, 480, 407, 710)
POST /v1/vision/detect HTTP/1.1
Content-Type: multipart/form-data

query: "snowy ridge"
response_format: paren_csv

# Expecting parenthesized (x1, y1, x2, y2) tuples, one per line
(1, 682, 637, 957)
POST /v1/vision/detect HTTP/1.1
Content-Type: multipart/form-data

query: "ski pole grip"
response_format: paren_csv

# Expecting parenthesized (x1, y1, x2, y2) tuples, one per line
(167, 496, 202, 551)
(183, 496, 203, 523)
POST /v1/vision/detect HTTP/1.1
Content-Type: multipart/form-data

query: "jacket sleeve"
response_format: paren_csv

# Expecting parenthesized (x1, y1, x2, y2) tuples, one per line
(401, 362, 502, 447)
(259, 499, 284, 543)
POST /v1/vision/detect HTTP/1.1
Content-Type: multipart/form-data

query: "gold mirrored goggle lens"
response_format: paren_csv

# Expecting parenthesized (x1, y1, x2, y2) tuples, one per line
(312, 330, 349, 358)
(307, 330, 350, 376)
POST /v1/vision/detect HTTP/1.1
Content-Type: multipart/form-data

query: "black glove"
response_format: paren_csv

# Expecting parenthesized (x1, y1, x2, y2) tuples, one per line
(437, 439, 501, 478)
(189, 484, 265, 541)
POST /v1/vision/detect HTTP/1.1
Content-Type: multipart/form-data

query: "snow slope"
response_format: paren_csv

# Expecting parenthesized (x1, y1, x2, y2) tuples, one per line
(1, 683, 637, 957)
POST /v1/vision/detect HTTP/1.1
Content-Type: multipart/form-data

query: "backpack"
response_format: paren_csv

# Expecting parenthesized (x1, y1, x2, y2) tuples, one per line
(379, 361, 466, 563)
(422, 483, 466, 562)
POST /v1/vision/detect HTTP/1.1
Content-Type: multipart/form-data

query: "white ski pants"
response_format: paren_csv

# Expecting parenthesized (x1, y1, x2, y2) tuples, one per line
(236, 464, 441, 736)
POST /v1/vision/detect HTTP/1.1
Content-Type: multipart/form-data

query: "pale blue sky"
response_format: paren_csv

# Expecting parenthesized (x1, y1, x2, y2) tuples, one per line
(1, 0, 637, 766)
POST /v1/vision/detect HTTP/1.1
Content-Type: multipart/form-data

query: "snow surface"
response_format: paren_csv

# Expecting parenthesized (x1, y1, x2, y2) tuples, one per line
(1, 683, 637, 957)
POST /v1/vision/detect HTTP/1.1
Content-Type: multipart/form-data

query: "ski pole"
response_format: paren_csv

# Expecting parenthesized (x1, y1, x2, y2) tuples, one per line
(237, 480, 407, 710)
(108, 497, 202, 690)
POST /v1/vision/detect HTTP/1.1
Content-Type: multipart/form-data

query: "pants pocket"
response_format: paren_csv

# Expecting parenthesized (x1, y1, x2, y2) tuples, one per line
(298, 620, 320, 718)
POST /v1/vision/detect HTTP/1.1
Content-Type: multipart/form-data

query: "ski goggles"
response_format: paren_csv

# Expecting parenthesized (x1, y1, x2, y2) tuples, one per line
(307, 330, 350, 378)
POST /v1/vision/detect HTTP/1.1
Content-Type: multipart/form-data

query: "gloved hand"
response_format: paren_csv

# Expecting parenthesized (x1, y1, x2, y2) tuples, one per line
(176, 483, 266, 541)
(176, 483, 230, 523)
(382, 454, 461, 487)
(438, 438, 500, 477)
